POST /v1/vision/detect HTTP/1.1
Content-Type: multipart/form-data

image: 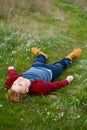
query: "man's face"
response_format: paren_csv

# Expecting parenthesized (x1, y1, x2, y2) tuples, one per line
(11, 77, 31, 94)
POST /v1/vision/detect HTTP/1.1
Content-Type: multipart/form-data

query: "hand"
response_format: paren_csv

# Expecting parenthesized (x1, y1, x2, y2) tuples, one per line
(8, 66, 15, 70)
(66, 75, 74, 83)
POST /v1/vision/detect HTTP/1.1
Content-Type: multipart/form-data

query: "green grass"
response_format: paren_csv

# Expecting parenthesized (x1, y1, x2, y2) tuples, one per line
(0, 0, 87, 130)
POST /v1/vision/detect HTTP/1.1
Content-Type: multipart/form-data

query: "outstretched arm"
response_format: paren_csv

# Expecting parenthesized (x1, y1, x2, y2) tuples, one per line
(30, 76, 74, 95)
(8, 66, 17, 76)
(5, 66, 22, 87)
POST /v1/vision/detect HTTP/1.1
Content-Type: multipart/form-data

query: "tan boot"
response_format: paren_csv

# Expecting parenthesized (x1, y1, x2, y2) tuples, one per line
(66, 48, 82, 61)
(31, 48, 48, 59)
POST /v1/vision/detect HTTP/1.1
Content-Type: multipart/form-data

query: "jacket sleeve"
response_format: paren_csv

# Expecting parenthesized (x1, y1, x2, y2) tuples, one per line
(8, 68, 17, 76)
(29, 79, 69, 95)
(5, 68, 21, 87)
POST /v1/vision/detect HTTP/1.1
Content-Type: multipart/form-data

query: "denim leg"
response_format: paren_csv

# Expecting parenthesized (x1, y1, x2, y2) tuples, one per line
(32, 54, 47, 66)
(54, 58, 72, 69)
(49, 58, 72, 80)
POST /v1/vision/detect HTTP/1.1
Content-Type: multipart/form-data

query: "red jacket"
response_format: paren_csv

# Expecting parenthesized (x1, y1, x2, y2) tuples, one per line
(5, 68, 69, 95)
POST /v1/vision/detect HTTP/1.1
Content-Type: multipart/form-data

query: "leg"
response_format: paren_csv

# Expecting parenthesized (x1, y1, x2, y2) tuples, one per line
(54, 58, 72, 69)
(49, 48, 82, 80)
(55, 48, 82, 69)
(49, 58, 71, 80)
(31, 54, 48, 67)
(31, 47, 48, 66)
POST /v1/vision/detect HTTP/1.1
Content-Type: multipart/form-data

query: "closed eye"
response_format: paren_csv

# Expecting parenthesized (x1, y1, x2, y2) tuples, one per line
(18, 83, 23, 87)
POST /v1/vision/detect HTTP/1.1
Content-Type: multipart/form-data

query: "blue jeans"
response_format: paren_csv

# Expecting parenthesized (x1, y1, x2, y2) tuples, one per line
(31, 54, 72, 81)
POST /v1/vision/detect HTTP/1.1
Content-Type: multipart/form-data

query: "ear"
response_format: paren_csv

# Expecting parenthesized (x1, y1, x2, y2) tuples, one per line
(26, 87, 29, 93)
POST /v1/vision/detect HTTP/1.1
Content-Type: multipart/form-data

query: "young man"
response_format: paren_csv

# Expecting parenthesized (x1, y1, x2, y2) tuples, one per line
(5, 48, 82, 102)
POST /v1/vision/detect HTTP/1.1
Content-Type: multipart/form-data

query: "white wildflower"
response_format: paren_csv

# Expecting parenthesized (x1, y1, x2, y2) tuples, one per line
(20, 118, 23, 121)
(77, 115, 80, 118)
(58, 112, 64, 118)
(0, 104, 3, 107)
(47, 112, 51, 115)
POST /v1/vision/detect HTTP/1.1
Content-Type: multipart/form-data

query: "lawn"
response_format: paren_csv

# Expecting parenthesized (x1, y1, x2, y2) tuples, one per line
(0, 0, 87, 130)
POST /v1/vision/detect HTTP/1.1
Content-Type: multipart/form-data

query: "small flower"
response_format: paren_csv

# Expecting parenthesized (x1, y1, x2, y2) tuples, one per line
(58, 112, 64, 118)
(77, 115, 80, 118)
(20, 118, 24, 121)
(47, 112, 51, 115)
(0, 104, 3, 107)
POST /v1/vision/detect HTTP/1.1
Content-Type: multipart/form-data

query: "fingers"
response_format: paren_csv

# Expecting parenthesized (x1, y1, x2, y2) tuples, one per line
(66, 75, 74, 83)
(8, 66, 15, 70)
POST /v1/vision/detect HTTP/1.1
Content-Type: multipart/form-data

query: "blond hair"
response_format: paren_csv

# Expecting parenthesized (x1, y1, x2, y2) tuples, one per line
(6, 90, 28, 103)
